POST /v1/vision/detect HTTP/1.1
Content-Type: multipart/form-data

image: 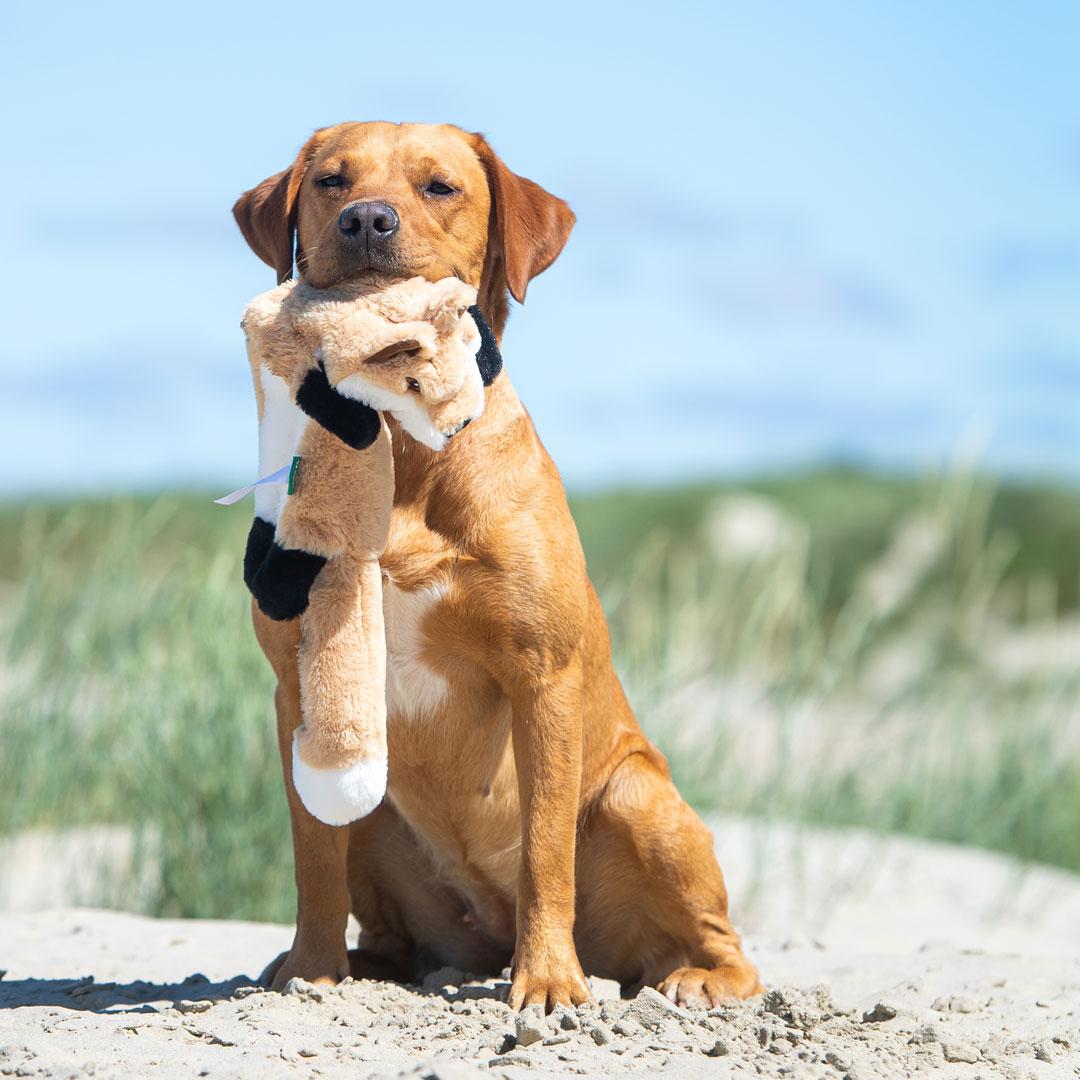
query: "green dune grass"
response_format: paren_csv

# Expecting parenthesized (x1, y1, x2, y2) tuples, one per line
(3, 467, 1080, 920)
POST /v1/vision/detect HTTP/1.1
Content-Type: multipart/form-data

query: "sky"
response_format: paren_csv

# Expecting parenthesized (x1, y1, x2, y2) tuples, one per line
(2, 1, 1079, 494)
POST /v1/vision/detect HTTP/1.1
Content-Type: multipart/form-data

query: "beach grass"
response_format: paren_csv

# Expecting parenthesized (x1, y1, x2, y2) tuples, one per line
(2, 467, 1079, 920)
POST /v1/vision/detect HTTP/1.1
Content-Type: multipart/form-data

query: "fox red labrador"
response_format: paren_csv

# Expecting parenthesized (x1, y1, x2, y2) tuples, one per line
(233, 121, 760, 1010)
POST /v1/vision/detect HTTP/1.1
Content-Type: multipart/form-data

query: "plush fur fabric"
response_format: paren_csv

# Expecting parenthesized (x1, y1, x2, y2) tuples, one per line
(242, 275, 486, 824)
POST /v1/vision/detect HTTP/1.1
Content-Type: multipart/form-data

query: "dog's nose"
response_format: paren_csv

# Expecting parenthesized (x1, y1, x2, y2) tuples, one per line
(338, 201, 400, 242)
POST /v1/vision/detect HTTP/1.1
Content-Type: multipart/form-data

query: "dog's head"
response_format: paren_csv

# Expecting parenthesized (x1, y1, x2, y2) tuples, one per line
(233, 122, 575, 336)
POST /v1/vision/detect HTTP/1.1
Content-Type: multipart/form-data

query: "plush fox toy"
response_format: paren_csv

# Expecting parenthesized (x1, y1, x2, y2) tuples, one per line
(238, 275, 500, 826)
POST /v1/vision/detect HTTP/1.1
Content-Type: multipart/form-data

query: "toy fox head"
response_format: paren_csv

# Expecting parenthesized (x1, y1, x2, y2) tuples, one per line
(327, 298, 485, 452)
(284, 275, 488, 452)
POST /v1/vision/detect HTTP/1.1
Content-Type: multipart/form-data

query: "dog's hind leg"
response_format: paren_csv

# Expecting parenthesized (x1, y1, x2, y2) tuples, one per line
(574, 749, 762, 1008)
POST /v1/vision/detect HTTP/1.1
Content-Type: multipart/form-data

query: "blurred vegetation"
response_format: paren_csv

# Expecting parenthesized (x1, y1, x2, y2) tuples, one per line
(2, 467, 1080, 921)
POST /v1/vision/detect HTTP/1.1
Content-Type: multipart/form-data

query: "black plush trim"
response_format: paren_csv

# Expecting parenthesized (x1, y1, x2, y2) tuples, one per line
(296, 361, 382, 450)
(469, 305, 503, 386)
(251, 541, 327, 621)
(243, 516, 275, 594)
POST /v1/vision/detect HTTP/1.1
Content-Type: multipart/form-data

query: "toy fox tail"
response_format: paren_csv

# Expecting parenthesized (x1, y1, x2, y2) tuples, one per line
(292, 557, 388, 825)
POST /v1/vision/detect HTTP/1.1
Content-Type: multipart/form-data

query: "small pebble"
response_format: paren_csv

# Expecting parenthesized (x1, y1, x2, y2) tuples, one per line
(175, 1000, 212, 1015)
(282, 978, 324, 1003)
(622, 986, 683, 1030)
(552, 1006, 579, 1031)
(1034, 1040, 1055, 1063)
(514, 1006, 548, 1047)
(488, 1052, 534, 1068)
(587, 1021, 615, 1046)
(941, 1041, 980, 1064)
(861, 1003, 897, 1023)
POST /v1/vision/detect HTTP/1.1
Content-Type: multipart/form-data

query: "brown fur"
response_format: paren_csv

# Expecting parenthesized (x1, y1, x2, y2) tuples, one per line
(235, 122, 761, 1010)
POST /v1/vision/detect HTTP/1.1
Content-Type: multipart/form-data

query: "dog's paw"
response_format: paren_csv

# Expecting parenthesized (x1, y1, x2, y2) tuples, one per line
(262, 944, 350, 991)
(508, 954, 591, 1012)
(251, 542, 326, 621)
(656, 964, 763, 1009)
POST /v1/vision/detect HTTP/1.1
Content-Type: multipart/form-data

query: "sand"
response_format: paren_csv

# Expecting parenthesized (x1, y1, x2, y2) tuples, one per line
(1, 818, 1078, 1078)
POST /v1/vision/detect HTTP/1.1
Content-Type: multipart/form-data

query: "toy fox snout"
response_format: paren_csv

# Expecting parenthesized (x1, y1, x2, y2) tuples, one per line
(445, 416, 473, 438)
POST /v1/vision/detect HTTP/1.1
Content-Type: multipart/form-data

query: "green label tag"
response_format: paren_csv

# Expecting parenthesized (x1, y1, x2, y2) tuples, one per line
(287, 455, 302, 495)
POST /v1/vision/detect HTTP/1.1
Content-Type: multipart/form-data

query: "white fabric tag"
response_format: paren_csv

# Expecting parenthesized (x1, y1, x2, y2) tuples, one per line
(213, 463, 292, 506)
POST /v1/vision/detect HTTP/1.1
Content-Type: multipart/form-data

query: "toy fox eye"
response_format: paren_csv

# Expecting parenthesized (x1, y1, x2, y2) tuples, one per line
(424, 180, 455, 196)
(405, 377, 421, 393)
(315, 175, 343, 188)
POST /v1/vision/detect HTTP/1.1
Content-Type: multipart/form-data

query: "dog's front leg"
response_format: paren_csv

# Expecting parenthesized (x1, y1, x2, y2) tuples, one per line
(253, 606, 352, 989)
(507, 653, 591, 1010)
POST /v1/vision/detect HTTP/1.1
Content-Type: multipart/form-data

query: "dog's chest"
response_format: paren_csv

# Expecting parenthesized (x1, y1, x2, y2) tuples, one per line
(381, 574, 522, 909)
(382, 575, 451, 720)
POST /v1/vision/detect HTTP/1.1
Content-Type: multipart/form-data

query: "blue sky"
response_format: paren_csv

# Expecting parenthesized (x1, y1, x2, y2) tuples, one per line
(3, 1, 1079, 493)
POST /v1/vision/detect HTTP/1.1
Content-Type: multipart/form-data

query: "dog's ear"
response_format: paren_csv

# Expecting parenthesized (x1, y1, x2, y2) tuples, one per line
(471, 135, 576, 315)
(233, 130, 327, 284)
(233, 168, 294, 283)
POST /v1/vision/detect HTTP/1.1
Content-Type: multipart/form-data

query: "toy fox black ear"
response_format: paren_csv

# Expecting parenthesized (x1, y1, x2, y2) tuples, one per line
(470, 134, 575, 335)
(233, 129, 330, 283)
(469, 305, 503, 386)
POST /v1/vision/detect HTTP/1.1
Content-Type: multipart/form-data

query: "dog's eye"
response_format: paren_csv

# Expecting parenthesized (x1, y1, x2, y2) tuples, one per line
(405, 377, 421, 393)
(424, 180, 455, 197)
(315, 175, 343, 188)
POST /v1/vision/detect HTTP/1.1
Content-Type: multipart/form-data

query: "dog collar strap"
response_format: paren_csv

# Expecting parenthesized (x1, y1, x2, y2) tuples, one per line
(469, 305, 503, 386)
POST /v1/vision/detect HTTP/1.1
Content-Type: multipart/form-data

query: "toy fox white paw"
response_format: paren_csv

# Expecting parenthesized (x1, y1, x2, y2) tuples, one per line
(240, 275, 500, 825)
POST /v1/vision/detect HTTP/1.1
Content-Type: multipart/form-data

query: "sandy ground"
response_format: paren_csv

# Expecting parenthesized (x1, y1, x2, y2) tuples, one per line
(1, 819, 1078, 1079)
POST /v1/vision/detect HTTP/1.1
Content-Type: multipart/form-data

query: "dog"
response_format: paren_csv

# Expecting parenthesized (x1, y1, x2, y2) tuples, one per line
(233, 121, 761, 1010)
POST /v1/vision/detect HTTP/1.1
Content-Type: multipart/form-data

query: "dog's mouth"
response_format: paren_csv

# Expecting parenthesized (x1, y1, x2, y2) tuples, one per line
(300, 254, 407, 290)
(337, 243, 404, 281)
